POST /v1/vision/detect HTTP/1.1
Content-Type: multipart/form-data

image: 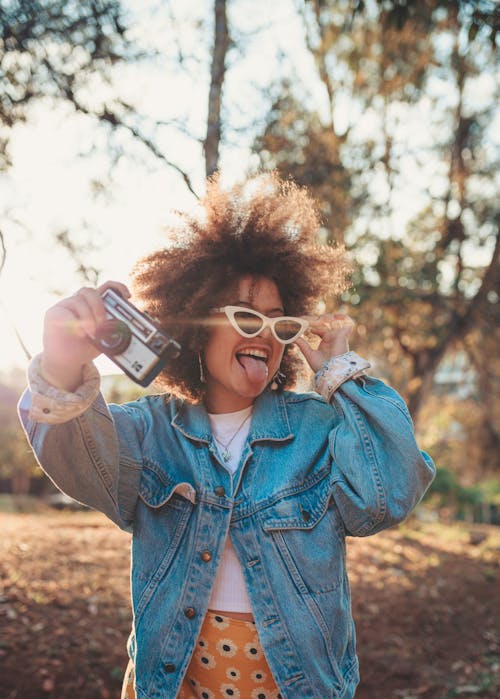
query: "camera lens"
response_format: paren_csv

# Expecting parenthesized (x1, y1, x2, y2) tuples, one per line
(94, 319, 131, 355)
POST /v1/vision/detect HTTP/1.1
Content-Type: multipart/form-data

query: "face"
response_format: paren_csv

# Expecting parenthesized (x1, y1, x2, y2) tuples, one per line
(203, 276, 286, 413)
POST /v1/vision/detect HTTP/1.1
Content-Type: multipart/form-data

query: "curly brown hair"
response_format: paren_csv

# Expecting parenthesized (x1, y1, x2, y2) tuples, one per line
(130, 172, 350, 401)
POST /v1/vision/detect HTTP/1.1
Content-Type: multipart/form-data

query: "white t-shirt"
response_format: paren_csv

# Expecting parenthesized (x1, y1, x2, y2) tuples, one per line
(207, 405, 253, 613)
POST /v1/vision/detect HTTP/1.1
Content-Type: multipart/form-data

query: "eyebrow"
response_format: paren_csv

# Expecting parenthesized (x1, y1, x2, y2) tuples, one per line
(233, 300, 286, 315)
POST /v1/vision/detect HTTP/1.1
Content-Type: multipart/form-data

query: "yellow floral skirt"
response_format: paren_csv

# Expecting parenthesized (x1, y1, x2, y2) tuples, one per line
(121, 611, 282, 699)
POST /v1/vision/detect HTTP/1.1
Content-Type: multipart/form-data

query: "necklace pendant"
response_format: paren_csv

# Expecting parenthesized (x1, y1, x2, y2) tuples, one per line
(222, 450, 231, 462)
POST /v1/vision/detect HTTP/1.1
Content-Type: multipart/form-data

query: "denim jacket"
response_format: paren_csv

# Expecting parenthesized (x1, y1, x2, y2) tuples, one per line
(19, 371, 435, 699)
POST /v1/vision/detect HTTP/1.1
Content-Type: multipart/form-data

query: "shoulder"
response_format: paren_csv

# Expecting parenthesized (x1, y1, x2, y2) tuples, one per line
(282, 388, 328, 407)
(110, 392, 183, 424)
(281, 389, 336, 419)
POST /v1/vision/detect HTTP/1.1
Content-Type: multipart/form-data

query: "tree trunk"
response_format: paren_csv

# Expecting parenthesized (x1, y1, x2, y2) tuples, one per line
(407, 346, 448, 428)
(205, 0, 229, 178)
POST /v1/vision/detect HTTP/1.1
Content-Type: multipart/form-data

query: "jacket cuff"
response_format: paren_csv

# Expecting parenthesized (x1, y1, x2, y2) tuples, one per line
(27, 353, 101, 424)
(314, 351, 371, 402)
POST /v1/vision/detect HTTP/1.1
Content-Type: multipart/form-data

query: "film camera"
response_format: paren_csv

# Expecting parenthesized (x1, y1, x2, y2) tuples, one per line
(93, 288, 181, 387)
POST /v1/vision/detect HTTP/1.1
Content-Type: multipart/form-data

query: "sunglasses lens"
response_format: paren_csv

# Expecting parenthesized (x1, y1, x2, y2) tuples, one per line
(275, 320, 303, 341)
(233, 311, 263, 335)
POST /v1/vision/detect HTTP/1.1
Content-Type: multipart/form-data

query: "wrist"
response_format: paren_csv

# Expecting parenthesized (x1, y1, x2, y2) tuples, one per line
(311, 346, 350, 373)
(40, 354, 85, 392)
(27, 354, 101, 424)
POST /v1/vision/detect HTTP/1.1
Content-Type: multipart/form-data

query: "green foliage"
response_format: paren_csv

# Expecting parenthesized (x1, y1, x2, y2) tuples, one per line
(0, 379, 39, 491)
(427, 466, 484, 507)
(425, 467, 500, 524)
(480, 478, 500, 506)
(370, 0, 498, 48)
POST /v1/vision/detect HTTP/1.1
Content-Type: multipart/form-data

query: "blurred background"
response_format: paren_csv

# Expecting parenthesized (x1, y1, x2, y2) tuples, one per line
(1, 0, 498, 522)
(0, 1, 498, 698)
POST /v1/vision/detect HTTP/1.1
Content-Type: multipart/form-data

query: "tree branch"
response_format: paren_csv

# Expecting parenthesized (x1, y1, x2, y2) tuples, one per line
(457, 227, 500, 335)
(100, 107, 200, 198)
(39, 56, 200, 198)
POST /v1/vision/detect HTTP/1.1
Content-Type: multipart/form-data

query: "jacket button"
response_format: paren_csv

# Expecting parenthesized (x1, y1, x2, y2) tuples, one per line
(214, 486, 225, 497)
(201, 550, 212, 562)
(301, 509, 311, 522)
(164, 663, 176, 673)
(184, 607, 196, 619)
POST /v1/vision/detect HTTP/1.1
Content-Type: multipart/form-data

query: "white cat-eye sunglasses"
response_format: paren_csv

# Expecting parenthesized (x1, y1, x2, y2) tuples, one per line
(211, 305, 309, 344)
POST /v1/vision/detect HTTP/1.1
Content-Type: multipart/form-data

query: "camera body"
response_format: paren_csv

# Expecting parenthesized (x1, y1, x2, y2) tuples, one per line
(93, 288, 181, 387)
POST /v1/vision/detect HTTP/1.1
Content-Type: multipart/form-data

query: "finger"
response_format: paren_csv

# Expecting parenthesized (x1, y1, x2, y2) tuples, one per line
(73, 287, 108, 330)
(319, 313, 354, 329)
(294, 336, 317, 367)
(307, 314, 354, 339)
(46, 302, 84, 340)
(56, 293, 101, 338)
(97, 280, 131, 299)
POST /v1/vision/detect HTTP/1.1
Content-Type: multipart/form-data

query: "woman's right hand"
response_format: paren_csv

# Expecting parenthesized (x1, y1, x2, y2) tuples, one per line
(41, 281, 131, 391)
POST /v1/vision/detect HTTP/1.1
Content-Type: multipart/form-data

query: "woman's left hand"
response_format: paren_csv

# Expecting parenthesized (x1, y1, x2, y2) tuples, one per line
(294, 313, 355, 373)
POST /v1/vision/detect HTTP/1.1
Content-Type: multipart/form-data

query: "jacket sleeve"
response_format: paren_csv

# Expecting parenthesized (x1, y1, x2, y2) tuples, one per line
(325, 374, 435, 537)
(18, 389, 146, 531)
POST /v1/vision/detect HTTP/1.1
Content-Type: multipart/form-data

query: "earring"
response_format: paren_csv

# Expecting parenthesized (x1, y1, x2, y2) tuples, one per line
(270, 371, 286, 391)
(198, 352, 206, 384)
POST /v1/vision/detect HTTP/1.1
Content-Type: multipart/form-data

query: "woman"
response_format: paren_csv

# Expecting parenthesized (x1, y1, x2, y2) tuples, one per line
(19, 174, 435, 699)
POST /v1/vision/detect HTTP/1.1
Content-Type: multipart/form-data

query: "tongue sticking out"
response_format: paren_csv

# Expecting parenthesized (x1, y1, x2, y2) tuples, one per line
(238, 355, 269, 385)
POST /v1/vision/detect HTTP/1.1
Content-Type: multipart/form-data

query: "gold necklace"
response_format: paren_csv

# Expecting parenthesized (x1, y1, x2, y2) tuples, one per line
(213, 413, 251, 463)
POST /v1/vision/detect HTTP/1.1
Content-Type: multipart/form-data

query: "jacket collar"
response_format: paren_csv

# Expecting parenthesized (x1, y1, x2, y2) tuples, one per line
(171, 390, 294, 445)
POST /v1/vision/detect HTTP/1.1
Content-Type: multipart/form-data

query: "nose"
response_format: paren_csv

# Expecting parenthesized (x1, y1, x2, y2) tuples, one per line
(258, 323, 274, 342)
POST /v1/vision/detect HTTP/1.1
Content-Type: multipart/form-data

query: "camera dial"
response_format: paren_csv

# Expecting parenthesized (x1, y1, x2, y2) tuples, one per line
(94, 319, 132, 355)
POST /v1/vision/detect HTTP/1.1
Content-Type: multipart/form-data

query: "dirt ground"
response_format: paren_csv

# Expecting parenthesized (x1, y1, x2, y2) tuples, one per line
(0, 508, 498, 699)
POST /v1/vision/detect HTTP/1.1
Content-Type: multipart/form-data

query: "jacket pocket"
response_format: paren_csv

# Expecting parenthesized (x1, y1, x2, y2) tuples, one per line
(261, 473, 345, 594)
(132, 463, 195, 623)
